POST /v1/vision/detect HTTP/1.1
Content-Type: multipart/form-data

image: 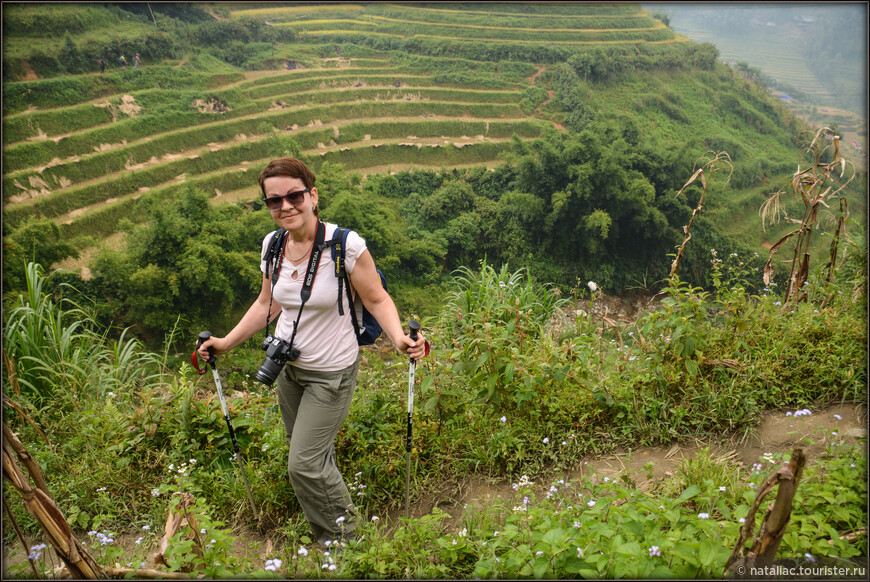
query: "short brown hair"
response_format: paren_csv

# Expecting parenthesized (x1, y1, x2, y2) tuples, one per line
(258, 158, 316, 195)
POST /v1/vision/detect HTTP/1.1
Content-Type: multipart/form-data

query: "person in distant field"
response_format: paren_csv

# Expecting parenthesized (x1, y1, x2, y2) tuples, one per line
(98, 58, 106, 74)
(196, 157, 429, 549)
(119, 55, 127, 70)
(133, 53, 140, 69)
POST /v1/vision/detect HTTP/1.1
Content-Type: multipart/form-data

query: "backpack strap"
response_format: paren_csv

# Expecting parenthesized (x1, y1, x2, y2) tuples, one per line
(263, 228, 288, 289)
(330, 227, 363, 338)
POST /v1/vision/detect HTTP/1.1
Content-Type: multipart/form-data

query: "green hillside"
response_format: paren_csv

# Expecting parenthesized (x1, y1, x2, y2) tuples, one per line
(2, 1, 865, 323)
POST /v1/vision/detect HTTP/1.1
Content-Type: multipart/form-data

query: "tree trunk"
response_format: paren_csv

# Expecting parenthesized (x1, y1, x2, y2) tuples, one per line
(724, 448, 807, 577)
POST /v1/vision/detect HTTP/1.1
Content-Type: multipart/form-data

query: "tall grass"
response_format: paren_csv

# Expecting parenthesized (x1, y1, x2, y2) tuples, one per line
(2, 262, 163, 411)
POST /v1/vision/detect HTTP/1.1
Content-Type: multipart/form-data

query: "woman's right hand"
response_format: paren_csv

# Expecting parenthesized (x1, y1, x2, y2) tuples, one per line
(197, 335, 231, 361)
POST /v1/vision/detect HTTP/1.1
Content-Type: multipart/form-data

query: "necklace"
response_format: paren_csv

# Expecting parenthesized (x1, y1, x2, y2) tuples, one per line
(286, 239, 313, 263)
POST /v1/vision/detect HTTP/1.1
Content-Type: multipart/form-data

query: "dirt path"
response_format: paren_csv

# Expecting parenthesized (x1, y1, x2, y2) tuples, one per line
(403, 402, 867, 534)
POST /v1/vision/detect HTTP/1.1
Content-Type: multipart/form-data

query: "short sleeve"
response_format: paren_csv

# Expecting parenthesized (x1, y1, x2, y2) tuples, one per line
(335, 226, 367, 274)
(260, 232, 273, 274)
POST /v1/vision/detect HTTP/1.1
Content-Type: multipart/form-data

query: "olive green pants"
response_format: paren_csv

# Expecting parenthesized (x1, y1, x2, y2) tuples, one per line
(276, 357, 358, 546)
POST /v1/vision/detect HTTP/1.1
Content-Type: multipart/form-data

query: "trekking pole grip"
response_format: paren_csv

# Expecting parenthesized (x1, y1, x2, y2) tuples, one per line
(408, 320, 421, 357)
(192, 331, 216, 373)
(196, 331, 216, 364)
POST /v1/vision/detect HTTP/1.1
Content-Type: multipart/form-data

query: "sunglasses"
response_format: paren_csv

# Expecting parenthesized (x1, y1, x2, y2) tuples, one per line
(263, 188, 310, 210)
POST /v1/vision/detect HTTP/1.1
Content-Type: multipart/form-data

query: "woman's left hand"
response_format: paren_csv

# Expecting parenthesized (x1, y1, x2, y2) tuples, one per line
(398, 333, 429, 361)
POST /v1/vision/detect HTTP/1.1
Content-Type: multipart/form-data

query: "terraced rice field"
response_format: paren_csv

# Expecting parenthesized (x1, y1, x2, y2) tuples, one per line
(2, 2, 680, 250)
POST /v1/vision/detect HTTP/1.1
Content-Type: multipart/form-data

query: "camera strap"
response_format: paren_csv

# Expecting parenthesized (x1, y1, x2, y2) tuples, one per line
(266, 220, 328, 349)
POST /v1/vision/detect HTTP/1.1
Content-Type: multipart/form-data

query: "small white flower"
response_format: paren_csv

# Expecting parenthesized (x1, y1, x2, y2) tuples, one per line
(142, 525, 151, 531)
(135, 537, 143, 545)
(719, 486, 726, 492)
(834, 414, 842, 420)
(536, 551, 544, 556)
(328, 564, 337, 571)
(648, 545, 661, 557)
(588, 281, 598, 292)
(698, 512, 710, 519)
(298, 546, 309, 557)
(587, 500, 596, 508)
(739, 518, 746, 524)
(151, 488, 160, 497)
(805, 553, 816, 563)
(336, 516, 346, 524)
(372, 516, 380, 522)
(500, 416, 507, 423)
(577, 547, 584, 558)
(543, 437, 549, 444)
(96, 486, 106, 492)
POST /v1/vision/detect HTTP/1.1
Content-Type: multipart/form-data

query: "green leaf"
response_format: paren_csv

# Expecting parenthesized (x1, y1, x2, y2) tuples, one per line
(616, 540, 642, 556)
(698, 540, 714, 566)
(76, 511, 90, 529)
(533, 558, 549, 579)
(675, 484, 700, 504)
(622, 519, 645, 536)
(542, 527, 565, 546)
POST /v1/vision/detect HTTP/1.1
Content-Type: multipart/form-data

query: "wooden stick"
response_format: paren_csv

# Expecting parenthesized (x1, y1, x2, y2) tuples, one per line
(2, 494, 41, 578)
(104, 567, 201, 580)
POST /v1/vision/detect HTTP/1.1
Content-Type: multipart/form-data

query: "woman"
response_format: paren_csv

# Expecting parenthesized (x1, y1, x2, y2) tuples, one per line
(197, 158, 427, 547)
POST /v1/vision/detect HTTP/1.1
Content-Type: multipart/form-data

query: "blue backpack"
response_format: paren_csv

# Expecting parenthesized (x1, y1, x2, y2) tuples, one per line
(263, 225, 385, 345)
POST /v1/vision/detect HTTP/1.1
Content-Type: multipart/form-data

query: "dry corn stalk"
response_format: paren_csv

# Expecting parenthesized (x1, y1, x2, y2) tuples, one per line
(724, 448, 807, 577)
(760, 128, 855, 305)
(669, 151, 733, 279)
(2, 421, 106, 578)
(153, 492, 205, 572)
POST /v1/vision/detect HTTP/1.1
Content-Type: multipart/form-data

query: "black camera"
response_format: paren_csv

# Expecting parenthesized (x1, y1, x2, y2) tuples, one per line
(255, 334, 300, 386)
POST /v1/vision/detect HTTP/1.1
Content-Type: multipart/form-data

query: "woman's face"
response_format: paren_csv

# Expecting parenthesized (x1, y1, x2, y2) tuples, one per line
(262, 175, 319, 233)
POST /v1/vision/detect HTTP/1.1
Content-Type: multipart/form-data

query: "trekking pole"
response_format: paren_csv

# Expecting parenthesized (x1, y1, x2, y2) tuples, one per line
(404, 320, 421, 520)
(193, 331, 258, 518)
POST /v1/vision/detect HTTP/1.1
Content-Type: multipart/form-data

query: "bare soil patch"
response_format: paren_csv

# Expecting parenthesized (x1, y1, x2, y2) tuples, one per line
(192, 96, 231, 114)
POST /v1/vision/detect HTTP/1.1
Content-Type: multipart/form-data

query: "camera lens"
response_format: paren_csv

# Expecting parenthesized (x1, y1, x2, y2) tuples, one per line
(255, 357, 284, 386)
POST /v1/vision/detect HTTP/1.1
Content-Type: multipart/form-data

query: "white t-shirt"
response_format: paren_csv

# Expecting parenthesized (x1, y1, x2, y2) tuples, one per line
(260, 222, 365, 372)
